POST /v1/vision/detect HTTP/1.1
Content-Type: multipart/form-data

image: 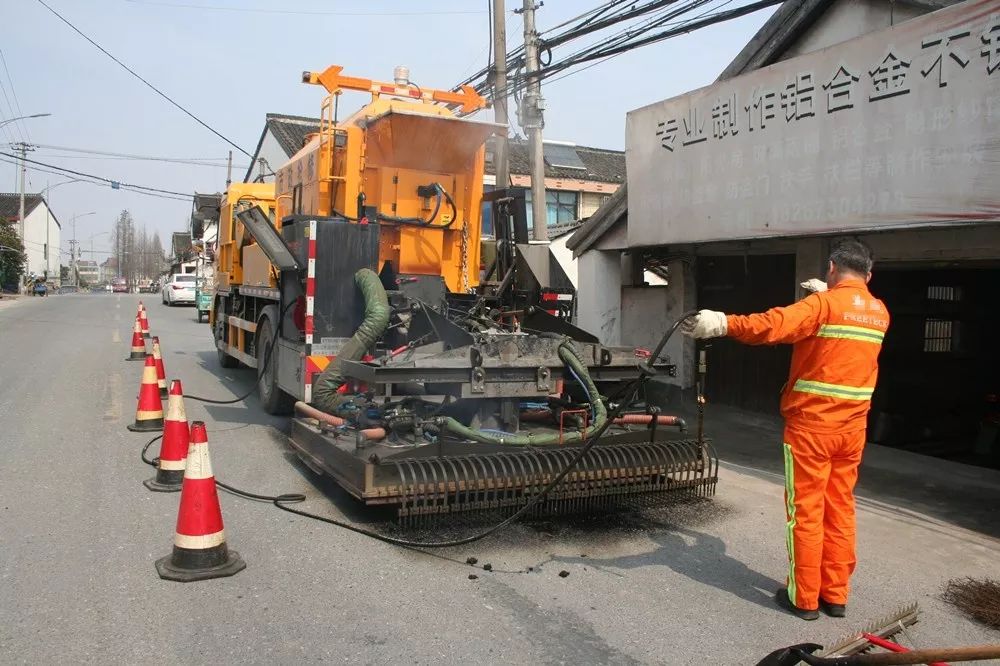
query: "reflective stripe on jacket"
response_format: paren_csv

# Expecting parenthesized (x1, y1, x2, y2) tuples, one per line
(725, 278, 889, 434)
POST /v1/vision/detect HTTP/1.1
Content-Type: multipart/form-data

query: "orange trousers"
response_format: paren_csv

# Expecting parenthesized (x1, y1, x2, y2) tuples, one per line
(782, 425, 865, 610)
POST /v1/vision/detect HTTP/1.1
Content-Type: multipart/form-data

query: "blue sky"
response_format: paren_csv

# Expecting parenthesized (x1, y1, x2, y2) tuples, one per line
(1, 0, 775, 261)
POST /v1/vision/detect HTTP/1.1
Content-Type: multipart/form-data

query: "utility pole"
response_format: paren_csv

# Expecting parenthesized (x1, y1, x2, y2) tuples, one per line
(69, 239, 78, 287)
(492, 0, 510, 191)
(13, 142, 35, 292)
(519, 0, 548, 241)
(13, 142, 34, 241)
(225, 150, 233, 188)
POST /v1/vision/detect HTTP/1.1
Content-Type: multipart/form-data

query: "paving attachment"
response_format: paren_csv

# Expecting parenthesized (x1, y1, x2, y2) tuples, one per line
(289, 417, 719, 525)
(819, 602, 920, 657)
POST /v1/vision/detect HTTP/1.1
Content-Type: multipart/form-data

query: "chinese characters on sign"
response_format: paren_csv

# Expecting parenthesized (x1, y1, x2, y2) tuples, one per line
(626, 0, 1000, 246)
(651, 13, 999, 153)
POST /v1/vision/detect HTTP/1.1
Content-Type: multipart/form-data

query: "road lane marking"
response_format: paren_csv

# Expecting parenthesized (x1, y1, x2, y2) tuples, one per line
(112, 329, 121, 343)
(103, 372, 122, 422)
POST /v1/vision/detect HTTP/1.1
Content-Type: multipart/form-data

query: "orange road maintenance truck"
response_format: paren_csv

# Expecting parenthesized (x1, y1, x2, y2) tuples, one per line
(206, 65, 716, 522)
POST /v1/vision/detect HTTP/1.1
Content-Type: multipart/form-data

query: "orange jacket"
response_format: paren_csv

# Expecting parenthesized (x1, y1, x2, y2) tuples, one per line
(726, 278, 889, 434)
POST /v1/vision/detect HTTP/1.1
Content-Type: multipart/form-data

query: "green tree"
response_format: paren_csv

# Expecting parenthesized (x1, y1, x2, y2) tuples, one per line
(0, 218, 27, 290)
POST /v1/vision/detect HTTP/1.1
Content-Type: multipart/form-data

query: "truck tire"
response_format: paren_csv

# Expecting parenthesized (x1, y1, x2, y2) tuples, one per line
(214, 301, 239, 369)
(256, 308, 294, 415)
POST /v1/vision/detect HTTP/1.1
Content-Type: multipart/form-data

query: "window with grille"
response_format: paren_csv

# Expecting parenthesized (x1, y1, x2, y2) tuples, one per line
(927, 285, 960, 301)
(923, 319, 954, 352)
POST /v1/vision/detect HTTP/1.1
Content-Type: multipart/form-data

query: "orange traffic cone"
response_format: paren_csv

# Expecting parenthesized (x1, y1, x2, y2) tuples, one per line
(127, 355, 164, 432)
(144, 379, 189, 492)
(155, 421, 245, 582)
(151, 337, 168, 397)
(138, 301, 150, 338)
(126, 318, 147, 361)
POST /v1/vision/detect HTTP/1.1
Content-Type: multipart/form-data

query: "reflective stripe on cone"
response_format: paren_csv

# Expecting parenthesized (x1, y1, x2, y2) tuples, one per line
(127, 319, 146, 360)
(151, 337, 167, 393)
(144, 379, 189, 493)
(155, 421, 245, 582)
(127, 356, 164, 432)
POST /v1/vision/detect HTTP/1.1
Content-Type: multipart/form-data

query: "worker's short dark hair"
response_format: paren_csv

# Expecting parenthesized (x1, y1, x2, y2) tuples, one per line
(829, 239, 873, 276)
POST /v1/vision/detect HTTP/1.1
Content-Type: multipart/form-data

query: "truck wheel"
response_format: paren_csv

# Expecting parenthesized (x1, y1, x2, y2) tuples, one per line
(214, 309, 239, 369)
(256, 311, 294, 415)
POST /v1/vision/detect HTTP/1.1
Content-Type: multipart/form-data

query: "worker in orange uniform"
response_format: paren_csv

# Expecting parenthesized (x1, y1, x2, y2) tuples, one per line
(681, 240, 888, 621)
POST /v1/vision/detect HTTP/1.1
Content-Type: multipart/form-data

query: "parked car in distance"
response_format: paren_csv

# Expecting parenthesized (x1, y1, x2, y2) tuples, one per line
(111, 279, 128, 293)
(32, 280, 47, 297)
(162, 273, 196, 306)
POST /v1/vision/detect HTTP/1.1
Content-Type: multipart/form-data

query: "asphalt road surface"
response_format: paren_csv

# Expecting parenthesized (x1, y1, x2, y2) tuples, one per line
(2, 293, 998, 664)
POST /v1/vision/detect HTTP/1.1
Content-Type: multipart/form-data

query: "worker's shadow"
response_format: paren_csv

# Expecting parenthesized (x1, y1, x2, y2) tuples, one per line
(546, 523, 781, 611)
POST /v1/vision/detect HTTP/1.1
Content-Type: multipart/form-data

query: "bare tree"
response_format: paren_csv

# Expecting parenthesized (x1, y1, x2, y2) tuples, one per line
(110, 209, 138, 290)
(150, 231, 165, 278)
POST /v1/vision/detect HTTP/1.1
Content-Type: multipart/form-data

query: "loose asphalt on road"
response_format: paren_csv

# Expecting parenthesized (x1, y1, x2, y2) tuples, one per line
(1, 293, 998, 664)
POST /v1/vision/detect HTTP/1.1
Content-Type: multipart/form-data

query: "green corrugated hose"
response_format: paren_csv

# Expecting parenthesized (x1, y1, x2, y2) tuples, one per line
(436, 341, 609, 445)
(311, 268, 390, 414)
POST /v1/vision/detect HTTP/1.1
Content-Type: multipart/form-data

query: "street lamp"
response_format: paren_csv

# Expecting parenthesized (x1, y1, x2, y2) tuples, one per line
(40, 179, 83, 283)
(83, 231, 111, 287)
(0, 113, 51, 131)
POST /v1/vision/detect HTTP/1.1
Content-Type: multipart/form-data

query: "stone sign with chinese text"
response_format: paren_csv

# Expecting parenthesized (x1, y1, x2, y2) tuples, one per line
(626, 0, 1000, 246)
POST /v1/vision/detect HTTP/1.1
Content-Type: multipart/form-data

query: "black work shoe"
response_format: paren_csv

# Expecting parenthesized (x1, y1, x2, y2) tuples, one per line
(820, 599, 847, 618)
(774, 588, 819, 621)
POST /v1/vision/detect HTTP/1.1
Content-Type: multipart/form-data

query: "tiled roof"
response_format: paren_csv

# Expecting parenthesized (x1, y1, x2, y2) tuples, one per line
(244, 114, 321, 182)
(487, 138, 625, 184)
(265, 113, 321, 157)
(248, 114, 625, 185)
(0, 193, 44, 221)
(566, 184, 628, 256)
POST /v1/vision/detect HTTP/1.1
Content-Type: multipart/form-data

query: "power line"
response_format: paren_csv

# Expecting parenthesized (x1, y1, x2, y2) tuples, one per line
(0, 49, 30, 144)
(478, 0, 780, 105)
(35, 0, 253, 158)
(0, 81, 26, 145)
(0, 154, 193, 202)
(124, 0, 486, 16)
(37, 153, 249, 169)
(30, 143, 249, 168)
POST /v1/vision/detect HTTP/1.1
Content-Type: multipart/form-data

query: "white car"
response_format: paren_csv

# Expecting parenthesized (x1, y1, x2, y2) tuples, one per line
(162, 273, 196, 306)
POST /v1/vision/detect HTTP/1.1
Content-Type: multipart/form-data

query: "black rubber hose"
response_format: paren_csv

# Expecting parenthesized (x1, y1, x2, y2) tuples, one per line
(311, 268, 390, 414)
(144, 312, 699, 550)
(186, 300, 295, 404)
(379, 183, 455, 229)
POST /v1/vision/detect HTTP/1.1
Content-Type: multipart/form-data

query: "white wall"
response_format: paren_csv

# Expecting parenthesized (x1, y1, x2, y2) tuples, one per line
(22, 203, 60, 282)
(247, 130, 288, 183)
(549, 233, 578, 289)
(577, 249, 622, 345)
(621, 258, 697, 389)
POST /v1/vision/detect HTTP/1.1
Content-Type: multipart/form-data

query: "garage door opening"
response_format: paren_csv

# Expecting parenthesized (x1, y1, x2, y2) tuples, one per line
(697, 254, 795, 414)
(869, 266, 1000, 470)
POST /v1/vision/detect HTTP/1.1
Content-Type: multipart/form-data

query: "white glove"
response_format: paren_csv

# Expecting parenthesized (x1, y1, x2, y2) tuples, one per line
(680, 310, 728, 339)
(800, 278, 827, 293)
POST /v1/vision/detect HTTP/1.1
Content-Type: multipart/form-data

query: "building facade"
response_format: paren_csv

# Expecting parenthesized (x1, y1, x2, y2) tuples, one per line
(570, 0, 1000, 466)
(0, 193, 62, 285)
(75, 260, 99, 286)
(100, 257, 118, 284)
